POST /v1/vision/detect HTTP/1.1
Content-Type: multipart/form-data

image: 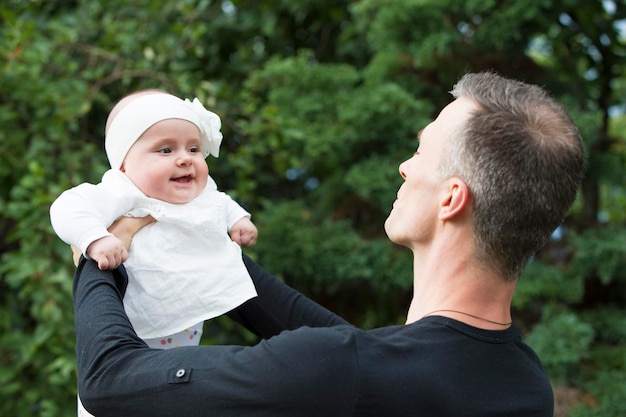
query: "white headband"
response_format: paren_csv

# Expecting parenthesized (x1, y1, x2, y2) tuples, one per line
(105, 93, 223, 169)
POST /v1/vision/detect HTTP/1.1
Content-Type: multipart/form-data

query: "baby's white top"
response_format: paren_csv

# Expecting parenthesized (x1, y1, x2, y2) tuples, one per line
(50, 170, 257, 338)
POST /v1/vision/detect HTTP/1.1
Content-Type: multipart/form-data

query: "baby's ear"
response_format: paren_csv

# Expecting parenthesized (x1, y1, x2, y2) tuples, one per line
(439, 177, 470, 221)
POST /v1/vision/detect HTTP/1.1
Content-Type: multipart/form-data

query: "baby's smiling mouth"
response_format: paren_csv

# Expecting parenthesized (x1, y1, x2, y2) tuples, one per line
(172, 175, 193, 183)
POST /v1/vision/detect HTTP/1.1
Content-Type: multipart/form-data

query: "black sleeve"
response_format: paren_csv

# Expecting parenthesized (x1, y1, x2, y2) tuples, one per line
(227, 255, 350, 338)
(73, 259, 359, 417)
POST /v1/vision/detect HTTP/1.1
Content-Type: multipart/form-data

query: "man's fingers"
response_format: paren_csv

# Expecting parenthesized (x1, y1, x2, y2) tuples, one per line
(71, 245, 82, 267)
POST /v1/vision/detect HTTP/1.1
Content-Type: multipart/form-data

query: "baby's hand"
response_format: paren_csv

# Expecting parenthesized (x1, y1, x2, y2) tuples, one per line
(86, 235, 128, 270)
(229, 217, 258, 248)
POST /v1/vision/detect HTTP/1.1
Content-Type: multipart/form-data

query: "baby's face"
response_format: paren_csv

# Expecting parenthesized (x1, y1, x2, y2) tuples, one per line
(121, 118, 209, 204)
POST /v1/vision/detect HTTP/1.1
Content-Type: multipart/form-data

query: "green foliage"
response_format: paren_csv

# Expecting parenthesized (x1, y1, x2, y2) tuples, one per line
(233, 49, 427, 214)
(525, 308, 595, 382)
(570, 370, 626, 417)
(248, 199, 412, 326)
(515, 261, 585, 309)
(569, 226, 626, 285)
(1, 6, 104, 414)
(1, 0, 626, 415)
(580, 307, 626, 345)
(251, 200, 412, 289)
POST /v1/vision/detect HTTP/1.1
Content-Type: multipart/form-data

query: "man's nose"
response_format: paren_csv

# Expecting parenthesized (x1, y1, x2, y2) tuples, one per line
(399, 160, 408, 179)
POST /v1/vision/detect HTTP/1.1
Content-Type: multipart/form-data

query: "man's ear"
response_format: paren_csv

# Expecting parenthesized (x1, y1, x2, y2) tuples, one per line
(439, 178, 470, 220)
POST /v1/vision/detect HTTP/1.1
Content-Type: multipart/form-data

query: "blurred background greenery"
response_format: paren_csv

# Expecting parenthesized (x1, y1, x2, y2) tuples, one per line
(1, 1, 624, 416)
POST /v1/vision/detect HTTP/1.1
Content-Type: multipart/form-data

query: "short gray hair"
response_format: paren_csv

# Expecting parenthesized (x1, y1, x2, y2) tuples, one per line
(439, 72, 585, 281)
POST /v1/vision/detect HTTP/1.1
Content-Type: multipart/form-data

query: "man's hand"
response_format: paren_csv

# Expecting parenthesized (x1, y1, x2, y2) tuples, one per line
(108, 215, 156, 250)
(229, 217, 258, 247)
(71, 245, 82, 267)
(86, 235, 128, 270)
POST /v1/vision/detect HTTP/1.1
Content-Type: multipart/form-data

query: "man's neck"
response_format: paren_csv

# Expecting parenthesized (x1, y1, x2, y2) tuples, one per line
(405, 243, 516, 329)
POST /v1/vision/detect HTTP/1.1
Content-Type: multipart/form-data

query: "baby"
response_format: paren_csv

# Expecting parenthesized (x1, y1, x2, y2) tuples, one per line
(50, 91, 258, 416)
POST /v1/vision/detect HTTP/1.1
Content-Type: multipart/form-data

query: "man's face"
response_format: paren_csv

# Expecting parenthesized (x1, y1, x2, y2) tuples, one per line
(384, 97, 476, 249)
(121, 118, 209, 204)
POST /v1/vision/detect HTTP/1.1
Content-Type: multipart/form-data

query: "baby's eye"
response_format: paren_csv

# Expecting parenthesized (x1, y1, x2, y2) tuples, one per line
(189, 146, 200, 153)
(158, 147, 172, 154)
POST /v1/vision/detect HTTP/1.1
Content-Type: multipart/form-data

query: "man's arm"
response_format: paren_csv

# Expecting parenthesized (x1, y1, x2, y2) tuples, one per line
(105, 217, 348, 337)
(227, 255, 350, 339)
(73, 258, 358, 417)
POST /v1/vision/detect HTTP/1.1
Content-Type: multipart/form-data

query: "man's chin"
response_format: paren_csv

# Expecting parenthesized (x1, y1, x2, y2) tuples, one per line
(383, 219, 401, 244)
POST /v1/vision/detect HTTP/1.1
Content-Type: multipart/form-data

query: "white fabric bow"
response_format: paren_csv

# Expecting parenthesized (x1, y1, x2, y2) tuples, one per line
(185, 98, 223, 158)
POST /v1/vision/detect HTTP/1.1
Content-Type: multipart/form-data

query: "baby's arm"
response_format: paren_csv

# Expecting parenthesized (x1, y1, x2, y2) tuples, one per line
(50, 183, 113, 256)
(223, 193, 257, 247)
(206, 175, 258, 246)
(229, 217, 258, 247)
(50, 171, 138, 262)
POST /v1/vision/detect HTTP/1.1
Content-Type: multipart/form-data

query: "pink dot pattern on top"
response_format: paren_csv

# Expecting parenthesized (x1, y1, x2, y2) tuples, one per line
(144, 321, 204, 349)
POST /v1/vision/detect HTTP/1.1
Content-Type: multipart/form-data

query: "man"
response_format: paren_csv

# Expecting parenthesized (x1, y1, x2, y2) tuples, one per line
(73, 72, 584, 416)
